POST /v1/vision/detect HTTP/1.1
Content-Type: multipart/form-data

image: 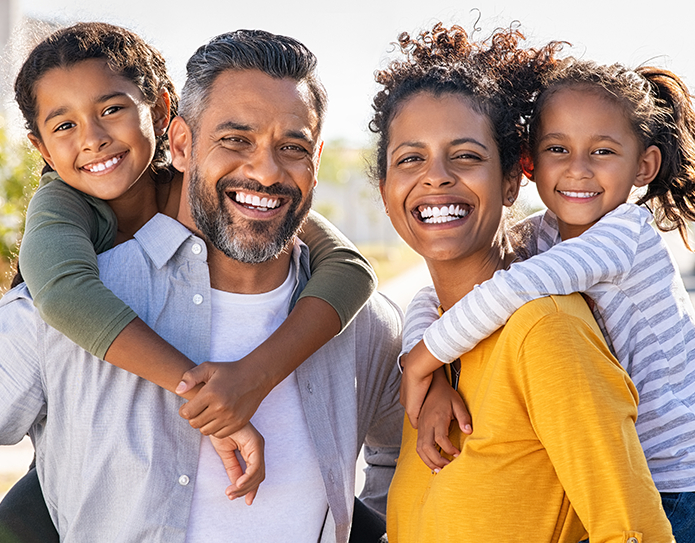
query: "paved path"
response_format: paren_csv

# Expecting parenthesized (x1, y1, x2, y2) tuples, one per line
(3, 231, 695, 500)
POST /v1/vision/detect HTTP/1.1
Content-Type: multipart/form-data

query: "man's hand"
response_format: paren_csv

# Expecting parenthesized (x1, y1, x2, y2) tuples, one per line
(415, 367, 472, 471)
(176, 357, 270, 437)
(210, 423, 265, 505)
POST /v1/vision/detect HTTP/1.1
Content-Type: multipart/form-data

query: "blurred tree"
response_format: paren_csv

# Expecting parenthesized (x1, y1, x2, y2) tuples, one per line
(0, 114, 42, 290)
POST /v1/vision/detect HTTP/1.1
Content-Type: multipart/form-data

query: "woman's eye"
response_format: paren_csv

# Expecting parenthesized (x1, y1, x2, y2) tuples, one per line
(397, 155, 421, 165)
(453, 152, 480, 160)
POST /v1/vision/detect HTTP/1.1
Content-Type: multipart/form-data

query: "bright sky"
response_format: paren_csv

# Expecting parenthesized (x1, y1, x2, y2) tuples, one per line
(17, 0, 695, 145)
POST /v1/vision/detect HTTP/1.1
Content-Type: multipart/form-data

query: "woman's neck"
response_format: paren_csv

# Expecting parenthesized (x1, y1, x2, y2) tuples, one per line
(428, 242, 515, 311)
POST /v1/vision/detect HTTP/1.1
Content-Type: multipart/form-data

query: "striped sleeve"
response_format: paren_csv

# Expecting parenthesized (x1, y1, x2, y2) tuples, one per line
(423, 205, 644, 363)
(401, 285, 440, 356)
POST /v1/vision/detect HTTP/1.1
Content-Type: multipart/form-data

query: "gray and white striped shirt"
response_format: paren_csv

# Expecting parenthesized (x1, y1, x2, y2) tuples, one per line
(405, 203, 695, 492)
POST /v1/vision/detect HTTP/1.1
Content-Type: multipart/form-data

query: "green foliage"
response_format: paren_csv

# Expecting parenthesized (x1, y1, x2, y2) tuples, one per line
(0, 114, 42, 287)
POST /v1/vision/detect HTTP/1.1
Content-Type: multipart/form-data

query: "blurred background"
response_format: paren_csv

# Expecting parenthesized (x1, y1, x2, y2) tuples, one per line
(1, 0, 695, 498)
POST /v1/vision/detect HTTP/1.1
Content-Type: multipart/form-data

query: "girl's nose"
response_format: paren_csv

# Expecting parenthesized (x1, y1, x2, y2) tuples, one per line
(81, 121, 111, 152)
(566, 153, 593, 180)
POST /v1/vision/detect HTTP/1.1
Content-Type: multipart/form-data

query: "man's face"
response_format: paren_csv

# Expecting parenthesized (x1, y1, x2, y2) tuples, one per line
(177, 69, 321, 263)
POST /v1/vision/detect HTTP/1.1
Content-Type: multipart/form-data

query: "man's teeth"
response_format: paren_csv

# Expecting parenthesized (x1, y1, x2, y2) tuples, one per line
(559, 190, 600, 198)
(235, 191, 280, 210)
(419, 204, 470, 224)
(84, 155, 122, 172)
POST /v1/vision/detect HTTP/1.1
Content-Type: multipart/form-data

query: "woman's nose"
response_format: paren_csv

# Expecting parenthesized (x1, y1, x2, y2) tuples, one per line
(423, 158, 454, 187)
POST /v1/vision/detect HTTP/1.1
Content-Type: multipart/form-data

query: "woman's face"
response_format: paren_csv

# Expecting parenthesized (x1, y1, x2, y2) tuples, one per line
(380, 92, 517, 265)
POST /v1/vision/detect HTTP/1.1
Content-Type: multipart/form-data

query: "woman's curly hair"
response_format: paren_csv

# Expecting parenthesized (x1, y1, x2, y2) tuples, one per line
(14, 22, 178, 174)
(369, 22, 562, 185)
(530, 58, 695, 246)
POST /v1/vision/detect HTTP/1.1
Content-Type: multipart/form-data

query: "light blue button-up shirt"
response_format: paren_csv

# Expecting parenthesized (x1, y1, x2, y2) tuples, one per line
(0, 214, 403, 543)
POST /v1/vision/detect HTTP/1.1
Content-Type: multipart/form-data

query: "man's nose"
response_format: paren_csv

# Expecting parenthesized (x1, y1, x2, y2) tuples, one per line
(240, 146, 282, 187)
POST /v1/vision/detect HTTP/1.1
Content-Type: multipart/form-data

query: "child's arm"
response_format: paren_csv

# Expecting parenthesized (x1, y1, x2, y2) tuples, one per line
(402, 205, 643, 426)
(177, 210, 378, 433)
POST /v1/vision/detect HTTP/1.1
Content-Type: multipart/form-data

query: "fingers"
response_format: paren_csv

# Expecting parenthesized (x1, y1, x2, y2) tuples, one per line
(176, 363, 212, 395)
(416, 426, 450, 471)
(451, 396, 473, 434)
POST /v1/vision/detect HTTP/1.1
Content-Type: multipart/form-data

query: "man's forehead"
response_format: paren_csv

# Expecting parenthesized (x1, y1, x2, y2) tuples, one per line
(201, 69, 320, 138)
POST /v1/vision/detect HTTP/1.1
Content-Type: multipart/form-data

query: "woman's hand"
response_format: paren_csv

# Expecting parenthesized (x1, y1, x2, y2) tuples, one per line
(210, 423, 265, 505)
(416, 367, 472, 471)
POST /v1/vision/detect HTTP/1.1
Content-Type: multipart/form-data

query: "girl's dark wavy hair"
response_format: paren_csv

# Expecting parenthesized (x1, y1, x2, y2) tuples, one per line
(529, 58, 695, 246)
(369, 22, 562, 185)
(14, 22, 178, 176)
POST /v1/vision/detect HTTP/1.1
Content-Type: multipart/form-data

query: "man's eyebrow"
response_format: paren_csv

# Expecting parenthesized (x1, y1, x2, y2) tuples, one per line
(214, 122, 315, 145)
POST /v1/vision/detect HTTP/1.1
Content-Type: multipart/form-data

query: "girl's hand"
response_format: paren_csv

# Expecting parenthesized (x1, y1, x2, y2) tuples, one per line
(416, 367, 472, 471)
(210, 423, 265, 505)
(177, 357, 270, 438)
(400, 340, 447, 428)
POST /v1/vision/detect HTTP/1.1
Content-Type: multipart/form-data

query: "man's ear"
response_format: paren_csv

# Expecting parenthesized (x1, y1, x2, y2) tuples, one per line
(152, 88, 171, 137)
(27, 133, 55, 170)
(634, 145, 661, 187)
(313, 140, 324, 189)
(169, 116, 191, 173)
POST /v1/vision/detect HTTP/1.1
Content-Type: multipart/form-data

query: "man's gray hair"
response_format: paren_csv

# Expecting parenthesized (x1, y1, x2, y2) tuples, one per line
(179, 29, 328, 134)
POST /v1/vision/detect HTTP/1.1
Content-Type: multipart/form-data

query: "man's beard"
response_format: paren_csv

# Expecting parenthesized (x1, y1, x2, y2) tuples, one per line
(188, 166, 312, 264)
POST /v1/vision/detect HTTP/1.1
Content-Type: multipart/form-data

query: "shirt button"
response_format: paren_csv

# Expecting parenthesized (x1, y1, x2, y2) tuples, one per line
(306, 382, 313, 394)
(328, 470, 335, 483)
(192, 294, 203, 305)
(178, 475, 190, 486)
(191, 243, 202, 255)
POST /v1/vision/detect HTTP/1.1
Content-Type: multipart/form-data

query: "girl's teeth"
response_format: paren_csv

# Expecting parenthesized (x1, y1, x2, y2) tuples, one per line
(560, 190, 599, 198)
(87, 155, 121, 172)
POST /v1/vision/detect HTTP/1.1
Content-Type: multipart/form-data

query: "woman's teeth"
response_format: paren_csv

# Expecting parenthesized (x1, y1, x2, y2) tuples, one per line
(235, 191, 280, 211)
(419, 204, 470, 224)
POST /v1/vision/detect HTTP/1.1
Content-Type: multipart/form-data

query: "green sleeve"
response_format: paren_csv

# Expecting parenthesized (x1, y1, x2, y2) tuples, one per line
(297, 210, 377, 330)
(18, 173, 137, 359)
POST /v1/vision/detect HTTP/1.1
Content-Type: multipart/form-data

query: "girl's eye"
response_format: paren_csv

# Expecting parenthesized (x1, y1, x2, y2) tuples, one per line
(593, 148, 614, 156)
(546, 145, 567, 154)
(55, 122, 75, 132)
(103, 106, 123, 116)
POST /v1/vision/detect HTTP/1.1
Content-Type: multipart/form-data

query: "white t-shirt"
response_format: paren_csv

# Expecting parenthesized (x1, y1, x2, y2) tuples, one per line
(185, 264, 328, 542)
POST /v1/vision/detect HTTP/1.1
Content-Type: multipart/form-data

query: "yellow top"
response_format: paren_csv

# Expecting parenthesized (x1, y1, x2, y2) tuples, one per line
(387, 294, 673, 543)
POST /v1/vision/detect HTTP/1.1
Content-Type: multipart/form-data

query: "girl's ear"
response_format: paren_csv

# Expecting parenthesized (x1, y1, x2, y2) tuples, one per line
(27, 133, 55, 170)
(152, 88, 172, 136)
(168, 116, 191, 172)
(520, 152, 535, 181)
(634, 144, 661, 187)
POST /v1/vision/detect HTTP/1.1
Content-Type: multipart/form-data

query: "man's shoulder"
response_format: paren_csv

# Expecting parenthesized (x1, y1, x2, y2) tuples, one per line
(350, 291, 403, 336)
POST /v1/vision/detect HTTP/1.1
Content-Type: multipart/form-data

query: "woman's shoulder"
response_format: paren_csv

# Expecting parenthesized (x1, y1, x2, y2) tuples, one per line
(506, 294, 602, 339)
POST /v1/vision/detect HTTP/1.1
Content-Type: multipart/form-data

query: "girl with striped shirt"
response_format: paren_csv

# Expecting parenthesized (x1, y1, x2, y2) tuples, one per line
(399, 58, 695, 539)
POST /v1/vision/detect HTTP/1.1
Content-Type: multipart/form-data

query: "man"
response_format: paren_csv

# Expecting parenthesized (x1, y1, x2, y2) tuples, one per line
(0, 30, 402, 542)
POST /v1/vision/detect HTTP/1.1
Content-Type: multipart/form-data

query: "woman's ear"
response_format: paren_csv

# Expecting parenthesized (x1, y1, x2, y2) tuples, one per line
(27, 133, 55, 170)
(378, 180, 389, 215)
(634, 145, 661, 187)
(152, 88, 172, 137)
(168, 116, 191, 173)
(503, 167, 523, 208)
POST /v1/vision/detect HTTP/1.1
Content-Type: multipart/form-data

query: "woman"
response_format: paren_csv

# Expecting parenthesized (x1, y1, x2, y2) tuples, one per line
(371, 23, 673, 541)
